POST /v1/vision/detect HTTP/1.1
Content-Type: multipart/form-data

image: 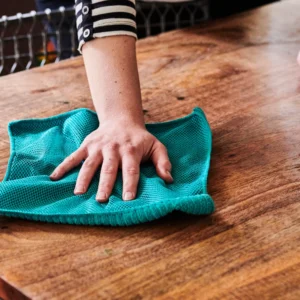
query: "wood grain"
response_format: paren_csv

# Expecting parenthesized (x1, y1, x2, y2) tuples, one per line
(0, 0, 300, 299)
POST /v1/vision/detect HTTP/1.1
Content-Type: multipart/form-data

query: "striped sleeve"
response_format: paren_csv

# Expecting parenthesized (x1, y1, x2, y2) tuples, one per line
(75, 0, 138, 53)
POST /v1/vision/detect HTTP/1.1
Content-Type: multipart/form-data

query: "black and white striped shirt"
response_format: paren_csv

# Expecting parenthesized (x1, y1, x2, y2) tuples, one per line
(75, 0, 137, 53)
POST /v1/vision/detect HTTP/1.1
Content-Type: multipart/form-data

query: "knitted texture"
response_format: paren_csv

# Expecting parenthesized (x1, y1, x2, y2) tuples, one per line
(0, 107, 214, 226)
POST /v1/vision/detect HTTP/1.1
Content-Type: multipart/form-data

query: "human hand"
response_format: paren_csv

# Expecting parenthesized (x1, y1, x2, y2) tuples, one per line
(49, 121, 173, 202)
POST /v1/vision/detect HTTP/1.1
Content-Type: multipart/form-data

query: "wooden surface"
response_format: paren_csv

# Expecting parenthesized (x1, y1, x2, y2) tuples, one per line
(0, 0, 300, 299)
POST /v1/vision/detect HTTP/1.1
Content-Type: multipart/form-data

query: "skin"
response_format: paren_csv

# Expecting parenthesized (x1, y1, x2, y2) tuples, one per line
(49, 35, 173, 202)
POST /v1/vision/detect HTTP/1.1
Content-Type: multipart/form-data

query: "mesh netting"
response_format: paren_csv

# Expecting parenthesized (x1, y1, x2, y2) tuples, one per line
(0, 1, 209, 75)
(0, 107, 214, 226)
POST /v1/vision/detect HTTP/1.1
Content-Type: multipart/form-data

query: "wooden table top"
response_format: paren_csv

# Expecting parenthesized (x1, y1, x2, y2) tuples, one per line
(0, 0, 300, 299)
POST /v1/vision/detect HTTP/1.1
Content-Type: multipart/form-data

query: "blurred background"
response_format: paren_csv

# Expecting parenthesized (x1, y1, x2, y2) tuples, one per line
(0, 0, 278, 75)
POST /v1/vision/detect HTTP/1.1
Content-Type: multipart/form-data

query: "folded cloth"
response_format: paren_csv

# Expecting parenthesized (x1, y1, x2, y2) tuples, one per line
(0, 107, 214, 226)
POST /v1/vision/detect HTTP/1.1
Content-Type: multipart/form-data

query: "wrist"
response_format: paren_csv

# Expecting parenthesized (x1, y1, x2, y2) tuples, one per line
(98, 110, 145, 129)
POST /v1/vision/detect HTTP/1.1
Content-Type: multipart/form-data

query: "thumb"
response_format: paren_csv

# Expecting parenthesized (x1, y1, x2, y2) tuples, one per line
(150, 141, 173, 183)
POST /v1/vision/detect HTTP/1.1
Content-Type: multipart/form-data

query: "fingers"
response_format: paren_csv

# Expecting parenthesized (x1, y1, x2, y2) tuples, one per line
(50, 138, 173, 204)
(96, 144, 119, 202)
(74, 152, 103, 195)
(50, 147, 86, 180)
(121, 145, 141, 201)
(151, 141, 173, 183)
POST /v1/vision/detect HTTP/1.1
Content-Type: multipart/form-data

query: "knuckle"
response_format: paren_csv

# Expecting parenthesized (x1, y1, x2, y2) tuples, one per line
(123, 184, 134, 192)
(123, 183, 137, 194)
(125, 167, 139, 175)
(81, 139, 90, 149)
(101, 165, 115, 174)
(78, 145, 88, 156)
(67, 154, 76, 163)
(93, 148, 102, 157)
(84, 158, 94, 168)
(99, 181, 111, 189)
(123, 179, 136, 188)
(78, 174, 88, 182)
(123, 144, 136, 154)
(106, 142, 118, 151)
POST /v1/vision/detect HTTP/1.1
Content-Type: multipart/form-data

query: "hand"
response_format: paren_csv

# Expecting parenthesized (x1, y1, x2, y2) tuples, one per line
(49, 121, 173, 202)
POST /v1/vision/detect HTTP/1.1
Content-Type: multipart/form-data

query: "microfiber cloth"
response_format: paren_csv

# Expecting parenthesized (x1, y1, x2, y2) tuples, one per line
(0, 107, 214, 226)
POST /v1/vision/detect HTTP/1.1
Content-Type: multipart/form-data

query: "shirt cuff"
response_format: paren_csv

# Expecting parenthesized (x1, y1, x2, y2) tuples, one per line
(75, 0, 138, 54)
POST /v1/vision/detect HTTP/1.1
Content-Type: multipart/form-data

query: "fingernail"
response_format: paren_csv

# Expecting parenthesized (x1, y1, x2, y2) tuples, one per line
(124, 192, 134, 201)
(74, 185, 85, 194)
(166, 170, 173, 180)
(96, 191, 107, 201)
(50, 172, 57, 178)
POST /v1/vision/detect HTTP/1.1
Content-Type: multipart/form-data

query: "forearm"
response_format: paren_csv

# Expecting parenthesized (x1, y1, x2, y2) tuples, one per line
(82, 35, 145, 127)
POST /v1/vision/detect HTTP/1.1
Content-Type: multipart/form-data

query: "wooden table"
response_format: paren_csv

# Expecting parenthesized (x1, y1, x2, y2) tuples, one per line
(0, 0, 300, 299)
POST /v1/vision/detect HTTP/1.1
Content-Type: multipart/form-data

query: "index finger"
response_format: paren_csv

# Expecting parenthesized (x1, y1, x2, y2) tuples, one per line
(50, 147, 86, 180)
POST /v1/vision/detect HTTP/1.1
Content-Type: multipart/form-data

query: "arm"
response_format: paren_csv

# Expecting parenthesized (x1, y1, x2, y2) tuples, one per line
(82, 35, 144, 127)
(50, 0, 173, 202)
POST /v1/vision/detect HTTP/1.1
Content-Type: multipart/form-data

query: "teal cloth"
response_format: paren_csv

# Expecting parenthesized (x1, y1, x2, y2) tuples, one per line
(0, 107, 214, 226)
